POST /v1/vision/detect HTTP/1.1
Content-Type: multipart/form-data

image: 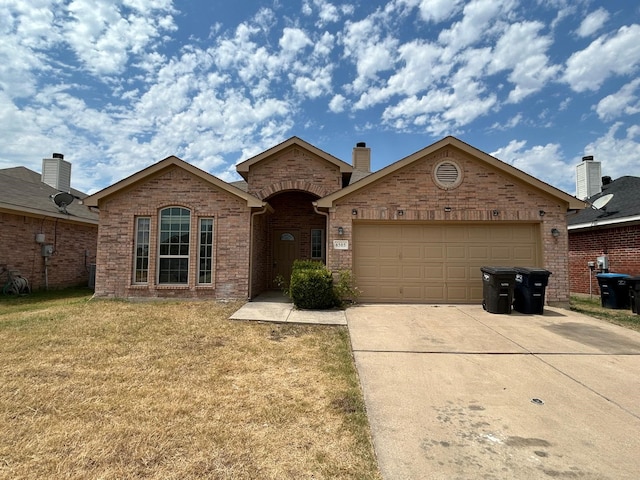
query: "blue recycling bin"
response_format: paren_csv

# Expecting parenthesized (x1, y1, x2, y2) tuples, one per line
(596, 273, 631, 309)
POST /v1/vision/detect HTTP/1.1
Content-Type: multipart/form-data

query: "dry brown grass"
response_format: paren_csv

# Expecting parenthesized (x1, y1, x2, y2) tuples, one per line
(0, 290, 381, 479)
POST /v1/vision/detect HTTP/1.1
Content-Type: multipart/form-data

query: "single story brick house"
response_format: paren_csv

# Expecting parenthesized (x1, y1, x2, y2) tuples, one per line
(84, 136, 584, 305)
(0, 155, 98, 291)
(568, 175, 640, 295)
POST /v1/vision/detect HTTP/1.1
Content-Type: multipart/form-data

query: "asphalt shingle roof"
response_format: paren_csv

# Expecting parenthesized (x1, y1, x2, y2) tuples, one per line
(568, 176, 640, 226)
(0, 167, 99, 223)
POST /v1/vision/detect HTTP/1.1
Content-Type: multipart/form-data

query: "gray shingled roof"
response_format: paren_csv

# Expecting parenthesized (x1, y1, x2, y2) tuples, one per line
(568, 176, 640, 227)
(0, 167, 99, 223)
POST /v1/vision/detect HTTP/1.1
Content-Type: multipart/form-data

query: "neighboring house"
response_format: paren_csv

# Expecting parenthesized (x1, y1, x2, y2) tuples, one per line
(84, 136, 584, 305)
(568, 176, 640, 295)
(0, 155, 99, 291)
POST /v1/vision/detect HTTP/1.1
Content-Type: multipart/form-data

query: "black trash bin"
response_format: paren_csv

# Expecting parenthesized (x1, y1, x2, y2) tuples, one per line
(596, 273, 631, 309)
(481, 267, 516, 314)
(513, 267, 552, 314)
(627, 276, 640, 314)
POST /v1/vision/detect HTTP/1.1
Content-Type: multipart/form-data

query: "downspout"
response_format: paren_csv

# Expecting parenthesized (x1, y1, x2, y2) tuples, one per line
(313, 202, 330, 266)
(248, 203, 270, 301)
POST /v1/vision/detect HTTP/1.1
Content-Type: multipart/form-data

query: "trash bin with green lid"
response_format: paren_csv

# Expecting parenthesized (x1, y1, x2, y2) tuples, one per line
(481, 267, 516, 314)
(627, 276, 640, 314)
(596, 273, 631, 309)
(513, 267, 552, 314)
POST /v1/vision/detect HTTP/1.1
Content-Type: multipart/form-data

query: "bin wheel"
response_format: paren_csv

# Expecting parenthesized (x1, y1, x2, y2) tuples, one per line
(482, 300, 486, 311)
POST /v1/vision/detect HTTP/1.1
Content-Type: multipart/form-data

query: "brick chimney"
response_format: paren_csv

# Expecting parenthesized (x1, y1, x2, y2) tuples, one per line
(42, 153, 72, 192)
(352, 142, 371, 173)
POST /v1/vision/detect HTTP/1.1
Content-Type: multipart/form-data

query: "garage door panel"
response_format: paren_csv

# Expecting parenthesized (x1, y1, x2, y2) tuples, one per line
(424, 284, 446, 301)
(444, 227, 467, 242)
(402, 244, 422, 260)
(379, 265, 401, 280)
(446, 284, 471, 303)
(514, 246, 537, 262)
(468, 245, 489, 259)
(379, 245, 399, 259)
(446, 265, 468, 281)
(354, 223, 541, 303)
(425, 264, 445, 281)
(446, 245, 467, 260)
(402, 265, 423, 281)
(424, 245, 445, 259)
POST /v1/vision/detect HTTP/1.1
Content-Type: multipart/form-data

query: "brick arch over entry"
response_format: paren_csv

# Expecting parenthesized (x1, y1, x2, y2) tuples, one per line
(255, 180, 331, 201)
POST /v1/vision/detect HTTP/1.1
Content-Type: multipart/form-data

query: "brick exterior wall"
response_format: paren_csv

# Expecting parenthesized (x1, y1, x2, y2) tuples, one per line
(0, 211, 97, 290)
(327, 147, 571, 305)
(247, 146, 342, 199)
(250, 209, 270, 296)
(94, 166, 252, 300)
(569, 224, 640, 295)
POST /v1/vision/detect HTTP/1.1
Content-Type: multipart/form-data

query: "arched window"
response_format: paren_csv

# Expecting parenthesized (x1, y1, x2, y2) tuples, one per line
(158, 207, 190, 284)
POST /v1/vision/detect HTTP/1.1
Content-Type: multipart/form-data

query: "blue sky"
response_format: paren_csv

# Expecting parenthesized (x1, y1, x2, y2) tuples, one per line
(1, 0, 639, 195)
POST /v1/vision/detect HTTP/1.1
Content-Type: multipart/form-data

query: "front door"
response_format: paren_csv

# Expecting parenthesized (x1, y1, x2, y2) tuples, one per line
(273, 230, 300, 287)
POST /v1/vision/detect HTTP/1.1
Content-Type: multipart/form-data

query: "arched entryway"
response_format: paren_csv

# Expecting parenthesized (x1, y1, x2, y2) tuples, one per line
(265, 190, 326, 289)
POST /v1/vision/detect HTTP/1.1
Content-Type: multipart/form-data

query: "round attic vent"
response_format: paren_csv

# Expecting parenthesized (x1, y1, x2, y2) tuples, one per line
(433, 160, 463, 190)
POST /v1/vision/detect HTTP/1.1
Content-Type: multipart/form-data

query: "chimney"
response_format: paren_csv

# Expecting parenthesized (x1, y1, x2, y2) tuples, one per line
(42, 153, 72, 192)
(352, 142, 371, 173)
(575, 155, 601, 200)
(602, 176, 612, 187)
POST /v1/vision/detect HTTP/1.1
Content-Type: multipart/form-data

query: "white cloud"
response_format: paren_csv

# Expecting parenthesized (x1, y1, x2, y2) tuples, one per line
(491, 140, 574, 191)
(394, 0, 464, 23)
(563, 24, 640, 92)
(594, 79, 640, 121)
(489, 21, 560, 103)
(583, 123, 640, 180)
(328, 94, 346, 113)
(279, 27, 313, 54)
(438, 0, 515, 56)
(576, 7, 609, 38)
(64, 0, 177, 77)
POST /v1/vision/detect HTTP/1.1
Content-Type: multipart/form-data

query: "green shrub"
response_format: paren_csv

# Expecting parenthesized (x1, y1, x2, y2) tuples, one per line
(333, 269, 362, 306)
(289, 261, 339, 310)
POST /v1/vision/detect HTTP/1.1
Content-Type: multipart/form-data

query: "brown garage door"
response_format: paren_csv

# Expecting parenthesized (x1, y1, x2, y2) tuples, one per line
(353, 222, 542, 303)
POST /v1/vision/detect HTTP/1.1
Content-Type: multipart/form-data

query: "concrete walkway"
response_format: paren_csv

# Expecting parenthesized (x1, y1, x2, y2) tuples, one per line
(229, 291, 347, 325)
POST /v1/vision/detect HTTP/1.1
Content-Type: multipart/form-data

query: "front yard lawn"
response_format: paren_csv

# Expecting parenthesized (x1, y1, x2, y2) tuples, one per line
(0, 289, 381, 479)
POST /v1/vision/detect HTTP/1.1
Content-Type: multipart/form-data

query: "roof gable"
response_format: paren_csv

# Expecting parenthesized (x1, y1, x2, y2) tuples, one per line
(236, 136, 353, 181)
(316, 136, 585, 210)
(83, 156, 264, 208)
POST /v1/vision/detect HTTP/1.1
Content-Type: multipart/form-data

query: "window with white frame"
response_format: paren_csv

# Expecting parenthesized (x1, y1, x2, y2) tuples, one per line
(198, 218, 214, 284)
(134, 217, 150, 283)
(158, 207, 190, 284)
(311, 228, 325, 260)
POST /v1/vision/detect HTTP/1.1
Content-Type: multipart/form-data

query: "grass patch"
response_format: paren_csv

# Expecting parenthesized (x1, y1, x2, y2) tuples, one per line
(0, 289, 381, 479)
(570, 295, 640, 332)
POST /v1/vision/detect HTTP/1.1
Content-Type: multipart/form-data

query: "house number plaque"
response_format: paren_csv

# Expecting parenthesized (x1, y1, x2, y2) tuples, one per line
(333, 240, 349, 250)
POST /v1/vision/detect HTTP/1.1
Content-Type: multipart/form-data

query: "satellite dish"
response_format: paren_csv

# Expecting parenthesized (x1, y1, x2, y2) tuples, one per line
(591, 193, 613, 210)
(51, 192, 75, 213)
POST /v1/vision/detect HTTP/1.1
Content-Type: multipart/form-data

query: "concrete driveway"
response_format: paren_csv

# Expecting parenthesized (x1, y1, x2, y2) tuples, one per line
(347, 304, 640, 480)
